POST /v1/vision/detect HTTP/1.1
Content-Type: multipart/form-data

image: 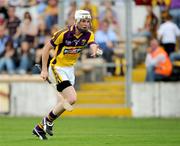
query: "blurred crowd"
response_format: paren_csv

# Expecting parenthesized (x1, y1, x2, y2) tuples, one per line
(0, 0, 180, 79)
(138, 0, 180, 81)
(0, 0, 60, 74)
(0, 0, 121, 75)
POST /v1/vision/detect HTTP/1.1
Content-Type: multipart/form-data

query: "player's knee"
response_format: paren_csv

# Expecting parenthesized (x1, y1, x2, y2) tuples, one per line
(67, 95, 77, 105)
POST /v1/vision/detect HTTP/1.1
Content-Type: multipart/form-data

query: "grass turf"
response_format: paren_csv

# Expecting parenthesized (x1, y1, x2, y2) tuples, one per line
(0, 117, 180, 146)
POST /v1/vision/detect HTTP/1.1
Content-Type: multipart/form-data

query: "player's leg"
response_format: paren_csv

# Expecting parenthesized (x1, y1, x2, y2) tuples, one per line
(42, 85, 77, 136)
(33, 66, 76, 139)
(60, 85, 77, 105)
(33, 91, 68, 139)
(32, 86, 67, 139)
(32, 88, 62, 139)
(41, 96, 65, 136)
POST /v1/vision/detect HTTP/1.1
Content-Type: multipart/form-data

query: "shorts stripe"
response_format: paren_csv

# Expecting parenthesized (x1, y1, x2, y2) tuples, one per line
(51, 65, 63, 83)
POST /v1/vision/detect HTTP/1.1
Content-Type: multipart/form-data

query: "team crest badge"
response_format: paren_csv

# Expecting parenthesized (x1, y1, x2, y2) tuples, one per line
(81, 39, 86, 45)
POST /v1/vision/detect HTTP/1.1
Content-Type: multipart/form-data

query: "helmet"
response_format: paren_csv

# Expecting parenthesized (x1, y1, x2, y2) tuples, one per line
(75, 10, 91, 23)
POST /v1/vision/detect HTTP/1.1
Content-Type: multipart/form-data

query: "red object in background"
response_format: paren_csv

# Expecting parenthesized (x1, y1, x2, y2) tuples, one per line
(135, 0, 152, 5)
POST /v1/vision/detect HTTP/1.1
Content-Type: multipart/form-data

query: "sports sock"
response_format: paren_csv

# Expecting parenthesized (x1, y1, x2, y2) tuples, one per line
(46, 111, 58, 123)
(36, 124, 44, 131)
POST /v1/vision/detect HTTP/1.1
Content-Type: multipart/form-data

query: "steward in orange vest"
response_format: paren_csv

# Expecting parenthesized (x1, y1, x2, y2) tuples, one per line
(151, 47, 172, 76)
(145, 39, 172, 81)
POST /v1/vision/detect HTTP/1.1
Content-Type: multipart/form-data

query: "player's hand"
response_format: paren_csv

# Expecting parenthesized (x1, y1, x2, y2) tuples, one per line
(90, 44, 98, 57)
(90, 48, 103, 57)
(90, 51, 96, 58)
(96, 48, 103, 56)
(90, 44, 103, 57)
(40, 70, 48, 81)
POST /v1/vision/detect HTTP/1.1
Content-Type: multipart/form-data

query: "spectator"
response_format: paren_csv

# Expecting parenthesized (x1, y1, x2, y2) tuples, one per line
(16, 40, 33, 74)
(95, 19, 118, 75)
(169, 48, 180, 81)
(158, 14, 180, 56)
(169, 0, 180, 29)
(80, 0, 99, 32)
(0, 39, 16, 74)
(170, 51, 180, 62)
(34, 0, 47, 25)
(0, 25, 10, 57)
(160, 9, 169, 24)
(100, 7, 120, 38)
(66, 0, 77, 26)
(153, 0, 171, 12)
(16, 11, 38, 48)
(99, 0, 120, 36)
(45, 0, 58, 30)
(6, 5, 21, 38)
(99, 0, 117, 22)
(0, 0, 8, 25)
(145, 38, 172, 81)
(67, 0, 77, 19)
(36, 0, 47, 15)
(36, 20, 49, 49)
(7, 0, 24, 7)
(34, 35, 52, 67)
(134, 6, 158, 39)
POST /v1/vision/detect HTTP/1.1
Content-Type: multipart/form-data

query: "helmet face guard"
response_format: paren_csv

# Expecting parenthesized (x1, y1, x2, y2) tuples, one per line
(75, 10, 92, 33)
(75, 10, 91, 23)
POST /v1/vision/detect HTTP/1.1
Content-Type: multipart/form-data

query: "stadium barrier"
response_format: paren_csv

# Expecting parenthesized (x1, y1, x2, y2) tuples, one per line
(132, 83, 180, 117)
(1, 78, 180, 117)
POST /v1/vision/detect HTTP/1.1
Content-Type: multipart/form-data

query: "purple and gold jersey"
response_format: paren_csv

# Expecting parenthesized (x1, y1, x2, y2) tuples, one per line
(50, 25, 95, 67)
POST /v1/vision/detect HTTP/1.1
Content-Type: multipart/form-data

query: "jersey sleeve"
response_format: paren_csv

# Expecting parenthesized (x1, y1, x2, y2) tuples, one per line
(87, 31, 96, 46)
(50, 29, 66, 48)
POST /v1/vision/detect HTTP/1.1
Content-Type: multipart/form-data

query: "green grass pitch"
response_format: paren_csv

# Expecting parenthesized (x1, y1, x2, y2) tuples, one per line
(0, 116, 180, 146)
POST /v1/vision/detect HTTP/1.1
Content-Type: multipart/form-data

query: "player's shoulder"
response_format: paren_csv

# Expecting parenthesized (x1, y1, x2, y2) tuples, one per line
(53, 26, 69, 36)
(88, 30, 94, 34)
(87, 30, 95, 36)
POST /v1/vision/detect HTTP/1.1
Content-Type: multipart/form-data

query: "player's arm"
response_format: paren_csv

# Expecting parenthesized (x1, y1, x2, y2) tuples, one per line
(41, 29, 65, 80)
(88, 32, 103, 57)
(89, 43, 99, 57)
(41, 42, 54, 81)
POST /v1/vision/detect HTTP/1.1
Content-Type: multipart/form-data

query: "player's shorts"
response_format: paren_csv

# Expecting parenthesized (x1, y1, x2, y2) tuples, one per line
(48, 65, 75, 86)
